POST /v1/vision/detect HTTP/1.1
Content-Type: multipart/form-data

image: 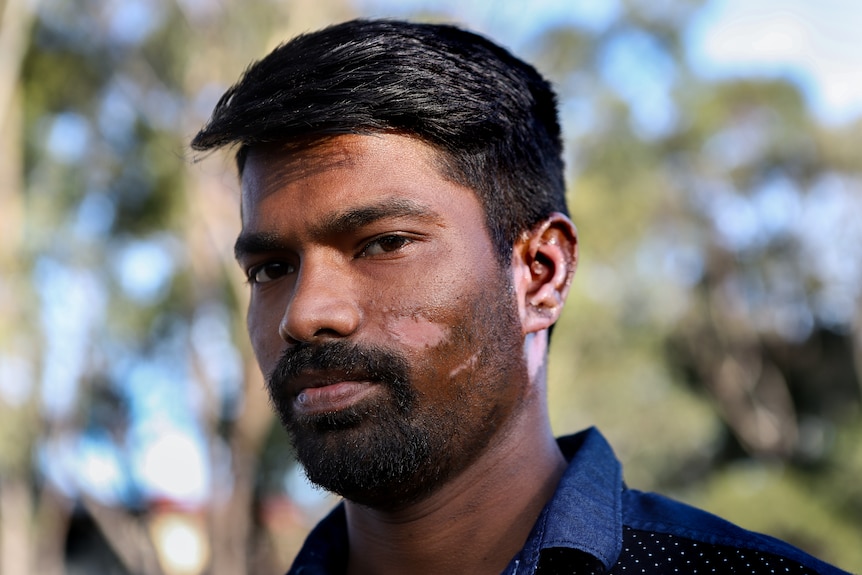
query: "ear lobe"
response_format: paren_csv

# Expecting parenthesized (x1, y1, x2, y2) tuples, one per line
(513, 213, 578, 334)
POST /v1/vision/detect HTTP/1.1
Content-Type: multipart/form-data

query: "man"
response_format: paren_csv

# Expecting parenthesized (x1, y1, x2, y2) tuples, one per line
(192, 19, 848, 575)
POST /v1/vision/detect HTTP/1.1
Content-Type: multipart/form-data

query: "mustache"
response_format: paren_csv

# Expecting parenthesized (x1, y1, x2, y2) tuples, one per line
(268, 340, 412, 396)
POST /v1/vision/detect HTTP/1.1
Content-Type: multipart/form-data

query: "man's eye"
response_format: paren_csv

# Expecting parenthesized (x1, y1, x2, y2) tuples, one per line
(248, 262, 294, 284)
(361, 235, 412, 257)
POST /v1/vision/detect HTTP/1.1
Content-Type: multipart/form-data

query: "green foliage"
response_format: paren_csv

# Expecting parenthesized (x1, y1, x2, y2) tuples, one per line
(539, 2, 861, 570)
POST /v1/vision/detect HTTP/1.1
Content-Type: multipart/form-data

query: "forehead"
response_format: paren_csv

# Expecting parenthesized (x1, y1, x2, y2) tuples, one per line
(239, 134, 477, 225)
(241, 137, 368, 199)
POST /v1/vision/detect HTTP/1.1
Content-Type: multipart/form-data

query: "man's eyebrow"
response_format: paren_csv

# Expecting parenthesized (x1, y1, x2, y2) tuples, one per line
(312, 198, 439, 238)
(234, 198, 440, 260)
(234, 231, 284, 261)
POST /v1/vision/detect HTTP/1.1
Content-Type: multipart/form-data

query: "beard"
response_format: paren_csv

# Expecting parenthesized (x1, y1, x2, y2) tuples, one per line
(267, 341, 442, 508)
(265, 270, 527, 510)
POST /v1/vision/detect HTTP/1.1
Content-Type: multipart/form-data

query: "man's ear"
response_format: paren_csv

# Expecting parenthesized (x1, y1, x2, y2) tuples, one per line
(512, 213, 578, 335)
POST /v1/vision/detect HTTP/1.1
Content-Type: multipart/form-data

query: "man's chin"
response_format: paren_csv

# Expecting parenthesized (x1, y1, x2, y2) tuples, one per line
(285, 414, 440, 509)
(287, 404, 367, 433)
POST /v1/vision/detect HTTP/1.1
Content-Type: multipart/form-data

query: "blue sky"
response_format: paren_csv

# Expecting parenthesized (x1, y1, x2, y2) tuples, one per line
(356, 0, 862, 126)
(688, 0, 862, 124)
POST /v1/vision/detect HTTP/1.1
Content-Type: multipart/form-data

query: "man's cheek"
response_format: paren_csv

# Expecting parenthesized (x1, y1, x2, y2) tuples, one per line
(247, 313, 282, 374)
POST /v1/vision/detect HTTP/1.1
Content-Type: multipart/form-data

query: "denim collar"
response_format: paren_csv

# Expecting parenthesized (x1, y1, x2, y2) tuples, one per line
(506, 427, 623, 573)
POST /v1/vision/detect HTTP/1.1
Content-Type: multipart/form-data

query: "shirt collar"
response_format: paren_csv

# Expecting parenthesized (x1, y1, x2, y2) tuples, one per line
(533, 427, 624, 569)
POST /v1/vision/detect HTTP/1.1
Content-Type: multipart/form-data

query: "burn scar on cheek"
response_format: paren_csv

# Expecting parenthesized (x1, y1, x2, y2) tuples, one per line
(384, 313, 450, 349)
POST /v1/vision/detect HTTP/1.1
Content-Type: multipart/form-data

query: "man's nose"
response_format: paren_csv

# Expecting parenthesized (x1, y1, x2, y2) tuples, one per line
(278, 260, 361, 344)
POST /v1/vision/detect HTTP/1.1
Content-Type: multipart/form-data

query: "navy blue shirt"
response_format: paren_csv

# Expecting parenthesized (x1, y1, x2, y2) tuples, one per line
(286, 428, 851, 574)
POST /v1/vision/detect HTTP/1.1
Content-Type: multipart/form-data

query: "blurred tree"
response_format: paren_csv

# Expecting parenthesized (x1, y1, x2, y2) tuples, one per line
(526, 1, 862, 568)
(4, 0, 354, 573)
(1, 2, 52, 575)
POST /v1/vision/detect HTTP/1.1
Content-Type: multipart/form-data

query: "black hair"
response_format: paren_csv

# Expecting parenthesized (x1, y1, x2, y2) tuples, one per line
(192, 18, 567, 264)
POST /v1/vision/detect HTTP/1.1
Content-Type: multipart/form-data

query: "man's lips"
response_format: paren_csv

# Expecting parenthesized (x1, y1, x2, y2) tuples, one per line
(291, 372, 381, 416)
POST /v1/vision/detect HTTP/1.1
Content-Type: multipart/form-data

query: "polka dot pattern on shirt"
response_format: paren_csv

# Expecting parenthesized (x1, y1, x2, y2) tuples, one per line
(605, 526, 819, 575)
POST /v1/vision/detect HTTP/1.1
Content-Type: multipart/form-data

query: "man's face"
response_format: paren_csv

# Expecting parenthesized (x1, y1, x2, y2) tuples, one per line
(236, 134, 530, 509)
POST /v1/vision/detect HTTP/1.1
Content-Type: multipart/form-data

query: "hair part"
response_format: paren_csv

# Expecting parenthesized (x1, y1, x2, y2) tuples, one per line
(192, 18, 567, 264)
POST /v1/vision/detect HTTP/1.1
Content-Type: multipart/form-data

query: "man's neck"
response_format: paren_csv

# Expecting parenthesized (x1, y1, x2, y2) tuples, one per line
(343, 409, 566, 575)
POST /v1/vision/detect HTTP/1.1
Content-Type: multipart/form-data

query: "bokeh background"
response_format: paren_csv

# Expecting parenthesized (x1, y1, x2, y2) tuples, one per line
(1, 0, 861, 573)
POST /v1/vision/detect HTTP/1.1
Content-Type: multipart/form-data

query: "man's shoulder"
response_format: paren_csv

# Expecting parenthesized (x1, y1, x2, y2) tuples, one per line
(617, 487, 851, 574)
(545, 429, 851, 574)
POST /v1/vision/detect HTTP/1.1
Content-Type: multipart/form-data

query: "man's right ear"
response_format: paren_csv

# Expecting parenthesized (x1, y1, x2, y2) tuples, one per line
(511, 213, 578, 335)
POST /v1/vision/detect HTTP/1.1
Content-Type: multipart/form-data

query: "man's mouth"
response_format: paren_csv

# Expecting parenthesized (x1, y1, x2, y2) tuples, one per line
(292, 372, 382, 416)
(267, 342, 413, 420)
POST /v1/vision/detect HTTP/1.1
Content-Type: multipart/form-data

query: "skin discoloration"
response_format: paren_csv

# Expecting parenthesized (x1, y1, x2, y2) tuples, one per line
(523, 332, 547, 384)
(383, 313, 450, 349)
(448, 351, 482, 380)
